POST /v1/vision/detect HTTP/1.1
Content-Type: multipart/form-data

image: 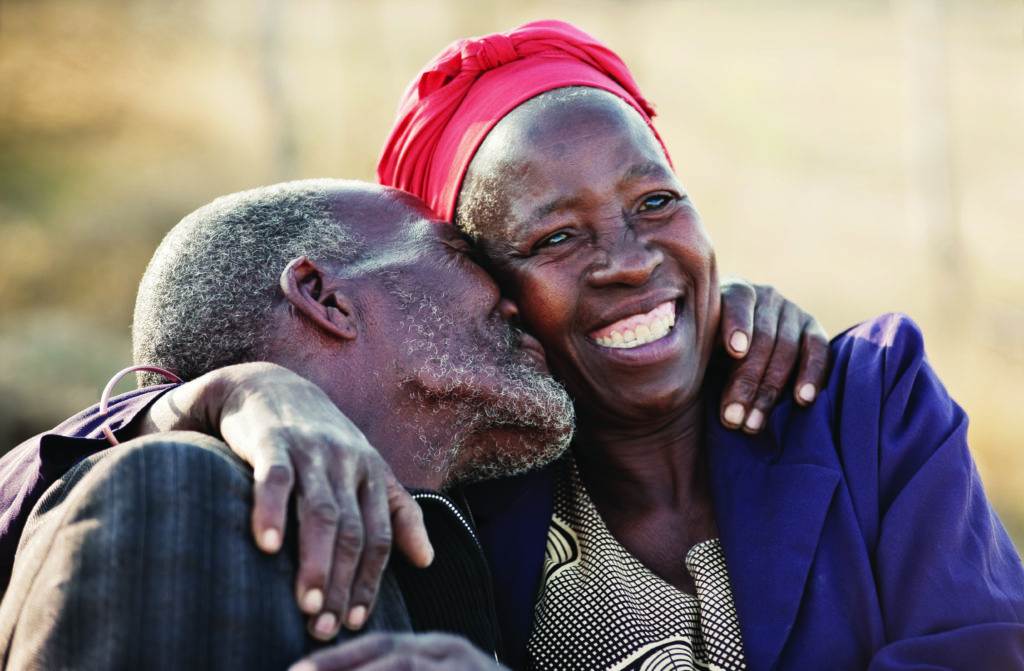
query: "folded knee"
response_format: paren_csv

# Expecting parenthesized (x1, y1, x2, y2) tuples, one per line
(75, 431, 252, 510)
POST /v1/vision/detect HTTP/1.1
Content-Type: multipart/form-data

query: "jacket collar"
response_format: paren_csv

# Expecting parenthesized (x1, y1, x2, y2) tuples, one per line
(707, 407, 839, 671)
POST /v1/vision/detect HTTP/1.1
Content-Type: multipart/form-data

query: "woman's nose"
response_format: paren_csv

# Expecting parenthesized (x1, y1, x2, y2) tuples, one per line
(588, 236, 663, 288)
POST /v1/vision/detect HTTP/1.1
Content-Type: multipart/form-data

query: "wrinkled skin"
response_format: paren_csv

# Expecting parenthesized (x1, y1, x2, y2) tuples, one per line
(457, 87, 827, 591)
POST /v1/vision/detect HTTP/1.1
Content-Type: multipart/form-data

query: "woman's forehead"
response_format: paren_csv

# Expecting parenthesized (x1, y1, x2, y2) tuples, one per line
(455, 87, 672, 244)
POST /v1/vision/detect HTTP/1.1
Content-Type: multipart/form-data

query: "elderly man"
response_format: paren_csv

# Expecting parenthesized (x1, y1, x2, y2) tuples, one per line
(0, 179, 578, 670)
(0, 179, 826, 670)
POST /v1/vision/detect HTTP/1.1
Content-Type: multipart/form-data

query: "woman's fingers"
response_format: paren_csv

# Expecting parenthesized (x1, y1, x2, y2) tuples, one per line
(720, 289, 782, 431)
(744, 302, 802, 433)
(794, 318, 830, 406)
(719, 278, 757, 358)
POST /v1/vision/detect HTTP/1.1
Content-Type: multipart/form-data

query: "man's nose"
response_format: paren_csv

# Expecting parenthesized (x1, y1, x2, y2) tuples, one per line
(587, 234, 663, 288)
(496, 297, 521, 324)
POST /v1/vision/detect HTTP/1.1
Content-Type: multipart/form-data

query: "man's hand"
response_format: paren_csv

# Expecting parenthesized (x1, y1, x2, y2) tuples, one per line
(717, 279, 830, 433)
(135, 362, 434, 640)
(289, 632, 505, 671)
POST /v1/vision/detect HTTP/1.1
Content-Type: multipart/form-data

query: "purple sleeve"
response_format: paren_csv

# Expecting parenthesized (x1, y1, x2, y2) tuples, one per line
(844, 316, 1024, 668)
(0, 384, 177, 593)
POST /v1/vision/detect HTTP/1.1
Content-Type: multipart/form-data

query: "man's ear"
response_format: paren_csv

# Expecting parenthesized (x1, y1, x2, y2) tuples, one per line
(280, 256, 358, 341)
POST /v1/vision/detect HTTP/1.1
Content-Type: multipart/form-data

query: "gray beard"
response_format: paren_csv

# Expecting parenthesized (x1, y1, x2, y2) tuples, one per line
(386, 276, 575, 486)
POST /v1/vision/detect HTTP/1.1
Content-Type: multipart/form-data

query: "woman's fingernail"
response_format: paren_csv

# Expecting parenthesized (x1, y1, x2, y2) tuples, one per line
(745, 409, 764, 431)
(346, 605, 368, 630)
(799, 383, 817, 403)
(302, 588, 323, 614)
(314, 612, 337, 637)
(730, 331, 749, 354)
(260, 528, 281, 552)
(724, 403, 745, 426)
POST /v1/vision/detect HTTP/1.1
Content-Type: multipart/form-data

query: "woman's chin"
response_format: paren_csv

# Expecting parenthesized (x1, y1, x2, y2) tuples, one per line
(577, 373, 705, 426)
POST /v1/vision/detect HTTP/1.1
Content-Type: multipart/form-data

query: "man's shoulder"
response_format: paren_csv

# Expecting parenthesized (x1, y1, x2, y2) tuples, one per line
(0, 384, 176, 595)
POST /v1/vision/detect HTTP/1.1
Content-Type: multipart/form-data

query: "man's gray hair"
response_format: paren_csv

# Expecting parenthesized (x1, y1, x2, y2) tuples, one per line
(132, 179, 360, 386)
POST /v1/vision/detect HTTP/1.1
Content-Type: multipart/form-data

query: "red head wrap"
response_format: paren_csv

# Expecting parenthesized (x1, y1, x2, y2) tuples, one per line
(376, 19, 669, 222)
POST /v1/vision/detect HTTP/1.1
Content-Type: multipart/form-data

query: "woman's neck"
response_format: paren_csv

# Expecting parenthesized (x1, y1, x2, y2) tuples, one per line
(573, 398, 707, 513)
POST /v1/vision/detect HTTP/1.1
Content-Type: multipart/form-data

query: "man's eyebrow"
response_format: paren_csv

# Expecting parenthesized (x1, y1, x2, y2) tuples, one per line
(623, 161, 671, 182)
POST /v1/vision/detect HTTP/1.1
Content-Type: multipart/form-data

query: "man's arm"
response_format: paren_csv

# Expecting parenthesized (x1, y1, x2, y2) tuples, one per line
(124, 362, 434, 640)
(0, 432, 413, 671)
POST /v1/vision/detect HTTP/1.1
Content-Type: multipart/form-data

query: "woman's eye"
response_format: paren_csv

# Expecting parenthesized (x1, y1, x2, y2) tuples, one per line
(638, 194, 674, 212)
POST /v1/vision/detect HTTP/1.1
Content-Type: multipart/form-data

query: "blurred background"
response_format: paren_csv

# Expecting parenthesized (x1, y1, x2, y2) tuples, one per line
(1, 0, 1021, 544)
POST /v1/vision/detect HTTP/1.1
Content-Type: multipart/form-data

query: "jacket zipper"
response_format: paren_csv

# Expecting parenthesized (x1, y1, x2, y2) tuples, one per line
(411, 492, 500, 665)
(411, 492, 483, 552)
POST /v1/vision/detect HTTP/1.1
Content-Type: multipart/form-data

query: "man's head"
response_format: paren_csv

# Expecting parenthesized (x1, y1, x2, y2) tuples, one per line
(133, 179, 573, 487)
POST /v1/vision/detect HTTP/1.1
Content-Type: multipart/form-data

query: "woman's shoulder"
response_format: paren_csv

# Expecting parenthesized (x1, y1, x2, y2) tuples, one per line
(771, 312, 967, 509)
(827, 312, 928, 391)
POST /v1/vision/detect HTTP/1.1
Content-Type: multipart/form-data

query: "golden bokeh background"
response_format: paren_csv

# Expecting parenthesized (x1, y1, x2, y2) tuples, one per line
(1, 0, 1021, 544)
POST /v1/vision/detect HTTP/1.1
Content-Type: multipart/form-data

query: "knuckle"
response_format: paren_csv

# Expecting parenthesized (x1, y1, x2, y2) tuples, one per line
(755, 384, 781, 407)
(727, 375, 761, 400)
(393, 658, 418, 671)
(305, 499, 341, 526)
(263, 463, 294, 488)
(366, 529, 394, 556)
(808, 330, 830, 348)
(335, 519, 365, 551)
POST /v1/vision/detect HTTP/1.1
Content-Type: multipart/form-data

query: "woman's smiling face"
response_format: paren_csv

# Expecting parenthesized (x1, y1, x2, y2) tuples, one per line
(458, 88, 721, 424)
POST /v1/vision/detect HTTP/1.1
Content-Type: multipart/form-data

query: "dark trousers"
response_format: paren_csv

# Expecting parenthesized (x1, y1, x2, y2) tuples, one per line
(0, 432, 411, 670)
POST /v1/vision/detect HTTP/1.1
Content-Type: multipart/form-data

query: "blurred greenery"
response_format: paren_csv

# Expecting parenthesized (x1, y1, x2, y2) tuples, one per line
(0, 0, 1022, 545)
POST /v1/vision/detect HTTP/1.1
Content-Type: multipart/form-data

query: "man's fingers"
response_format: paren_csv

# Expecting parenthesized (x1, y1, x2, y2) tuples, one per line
(293, 464, 341, 621)
(290, 633, 493, 671)
(719, 279, 757, 358)
(387, 472, 433, 569)
(290, 632, 398, 670)
(314, 485, 364, 640)
(342, 467, 394, 632)
(794, 319, 830, 406)
(339, 657, 448, 671)
(249, 444, 294, 553)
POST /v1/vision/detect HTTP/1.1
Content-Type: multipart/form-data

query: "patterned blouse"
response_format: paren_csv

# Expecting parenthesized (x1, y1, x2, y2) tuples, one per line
(527, 459, 747, 671)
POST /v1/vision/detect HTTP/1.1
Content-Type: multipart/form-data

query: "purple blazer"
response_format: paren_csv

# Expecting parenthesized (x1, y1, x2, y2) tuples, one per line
(469, 314, 1024, 670)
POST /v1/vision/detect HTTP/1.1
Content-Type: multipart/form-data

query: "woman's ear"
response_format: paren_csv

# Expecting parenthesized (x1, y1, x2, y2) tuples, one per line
(280, 256, 358, 341)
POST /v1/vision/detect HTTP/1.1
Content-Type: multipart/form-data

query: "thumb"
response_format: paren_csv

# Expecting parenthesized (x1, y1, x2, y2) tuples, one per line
(387, 473, 433, 568)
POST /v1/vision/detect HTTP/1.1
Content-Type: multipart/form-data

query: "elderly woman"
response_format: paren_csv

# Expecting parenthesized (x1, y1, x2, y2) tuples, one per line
(377, 20, 1024, 671)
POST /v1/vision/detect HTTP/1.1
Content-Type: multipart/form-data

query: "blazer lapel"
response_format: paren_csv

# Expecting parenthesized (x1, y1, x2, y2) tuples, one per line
(709, 428, 839, 671)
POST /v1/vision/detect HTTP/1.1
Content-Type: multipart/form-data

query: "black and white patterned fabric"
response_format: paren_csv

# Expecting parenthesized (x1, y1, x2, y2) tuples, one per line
(528, 460, 747, 671)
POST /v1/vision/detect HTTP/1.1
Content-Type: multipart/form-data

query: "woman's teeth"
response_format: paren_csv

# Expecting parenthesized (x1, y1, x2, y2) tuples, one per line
(589, 301, 676, 349)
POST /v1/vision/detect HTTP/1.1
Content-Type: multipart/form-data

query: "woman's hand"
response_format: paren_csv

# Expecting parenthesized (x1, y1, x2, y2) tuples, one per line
(717, 278, 830, 433)
(289, 632, 505, 671)
(135, 362, 434, 640)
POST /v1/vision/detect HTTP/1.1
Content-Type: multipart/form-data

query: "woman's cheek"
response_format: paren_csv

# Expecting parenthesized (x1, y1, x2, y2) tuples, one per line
(519, 272, 571, 346)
